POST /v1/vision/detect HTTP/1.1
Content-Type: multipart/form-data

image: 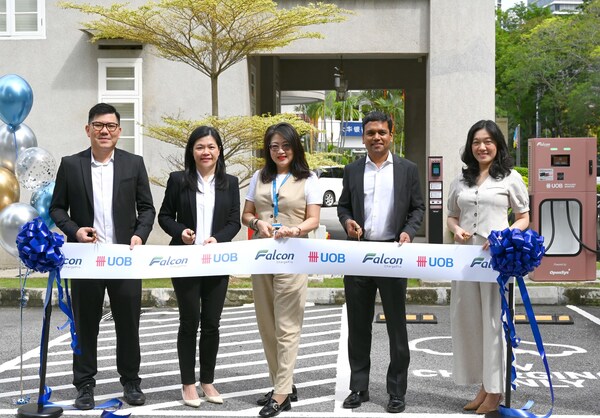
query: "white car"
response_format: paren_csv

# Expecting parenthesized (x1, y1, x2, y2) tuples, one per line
(314, 166, 344, 207)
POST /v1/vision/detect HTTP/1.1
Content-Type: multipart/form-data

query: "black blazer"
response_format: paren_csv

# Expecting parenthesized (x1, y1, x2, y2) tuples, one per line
(50, 148, 156, 244)
(337, 154, 425, 241)
(158, 171, 241, 245)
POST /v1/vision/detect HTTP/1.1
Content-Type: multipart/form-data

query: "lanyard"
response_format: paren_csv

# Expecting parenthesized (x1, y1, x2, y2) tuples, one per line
(272, 173, 291, 223)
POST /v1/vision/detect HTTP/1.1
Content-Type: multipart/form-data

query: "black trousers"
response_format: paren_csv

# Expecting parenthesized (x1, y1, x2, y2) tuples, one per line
(71, 278, 142, 389)
(343, 275, 409, 397)
(171, 275, 228, 385)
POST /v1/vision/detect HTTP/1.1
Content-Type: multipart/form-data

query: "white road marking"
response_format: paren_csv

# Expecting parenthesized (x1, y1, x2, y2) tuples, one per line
(567, 305, 600, 326)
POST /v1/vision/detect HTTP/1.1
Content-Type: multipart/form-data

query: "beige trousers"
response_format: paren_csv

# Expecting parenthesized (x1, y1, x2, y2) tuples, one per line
(450, 279, 505, 394)
(252, 273, 308, 395)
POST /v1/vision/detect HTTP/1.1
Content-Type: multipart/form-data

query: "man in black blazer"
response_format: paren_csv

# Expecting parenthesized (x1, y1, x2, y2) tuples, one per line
(337, 111, 425, 413)
(50, 103, 155, 410)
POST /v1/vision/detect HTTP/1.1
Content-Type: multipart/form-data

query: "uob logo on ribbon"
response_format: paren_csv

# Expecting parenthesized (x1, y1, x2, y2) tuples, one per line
(488, 228, 552, 418)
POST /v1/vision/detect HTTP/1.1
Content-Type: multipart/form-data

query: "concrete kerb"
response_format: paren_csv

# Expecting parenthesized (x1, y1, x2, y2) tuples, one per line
(1, 269, 599, 307)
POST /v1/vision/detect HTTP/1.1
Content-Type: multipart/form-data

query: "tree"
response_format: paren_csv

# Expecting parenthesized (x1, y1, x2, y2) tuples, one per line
(148, 113, 339, 188)
(496, 0, 600, 152)
(60, 0, 350, 116)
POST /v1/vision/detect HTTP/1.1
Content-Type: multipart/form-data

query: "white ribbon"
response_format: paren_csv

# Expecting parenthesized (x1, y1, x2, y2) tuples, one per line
(59, 239, 498, 282)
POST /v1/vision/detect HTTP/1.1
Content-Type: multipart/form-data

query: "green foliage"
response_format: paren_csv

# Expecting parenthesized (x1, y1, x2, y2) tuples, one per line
(148, 113, 311, 187)
(496, 0, 600, 160)
(147, 113, 341, 188)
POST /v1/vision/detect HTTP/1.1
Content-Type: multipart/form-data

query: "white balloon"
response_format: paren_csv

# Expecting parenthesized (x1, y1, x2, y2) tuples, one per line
(0, 123, 37, 172)
(0, 202, 38, 258)
(15, 147, 56, 191)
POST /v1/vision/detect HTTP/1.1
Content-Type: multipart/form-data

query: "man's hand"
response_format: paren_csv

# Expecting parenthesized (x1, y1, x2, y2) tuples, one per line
(398, 232, 411, 245)
(181, 229, 195, 245)
(130, 235, 142, 250)
(76, 227, 96, 243)
(345, 219, 363, 240)
(203, 237, 217, 245)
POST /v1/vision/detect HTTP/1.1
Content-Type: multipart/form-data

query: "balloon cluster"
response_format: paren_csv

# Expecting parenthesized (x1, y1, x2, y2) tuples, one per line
(0, 74, 57, 258)
(488, 228, 545, 277)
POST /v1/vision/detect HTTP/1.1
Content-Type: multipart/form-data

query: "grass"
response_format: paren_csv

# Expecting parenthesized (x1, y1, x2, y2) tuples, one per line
(0, 277, 423, 289)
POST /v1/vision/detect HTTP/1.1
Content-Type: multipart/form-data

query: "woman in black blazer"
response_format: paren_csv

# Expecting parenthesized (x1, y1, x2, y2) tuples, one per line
(158, 126, 240, 407)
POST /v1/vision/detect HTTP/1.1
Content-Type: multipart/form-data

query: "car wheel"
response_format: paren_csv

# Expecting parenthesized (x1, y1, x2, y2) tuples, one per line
(323, 191, 335, 207)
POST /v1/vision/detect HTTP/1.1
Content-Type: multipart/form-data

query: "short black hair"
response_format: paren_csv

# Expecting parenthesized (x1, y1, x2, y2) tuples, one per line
(88, 103, 120, 124)
(362, 111, 393, 132)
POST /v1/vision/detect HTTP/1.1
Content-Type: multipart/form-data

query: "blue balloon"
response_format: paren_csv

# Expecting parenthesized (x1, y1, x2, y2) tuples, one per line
(30, 181, 55, 229)
(0, 74, 34, 128)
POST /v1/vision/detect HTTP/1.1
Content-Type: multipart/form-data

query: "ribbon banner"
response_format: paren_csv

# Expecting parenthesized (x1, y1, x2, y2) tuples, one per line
(59, 239, 499, 282)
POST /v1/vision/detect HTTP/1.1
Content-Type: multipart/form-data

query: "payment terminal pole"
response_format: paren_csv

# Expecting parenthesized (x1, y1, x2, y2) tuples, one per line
(427, 157, 443, 243)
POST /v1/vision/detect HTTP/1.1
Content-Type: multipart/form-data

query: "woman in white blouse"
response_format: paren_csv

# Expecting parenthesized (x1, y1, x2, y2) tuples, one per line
(447, 120, 530, 414)
(158, 126, 240, 408)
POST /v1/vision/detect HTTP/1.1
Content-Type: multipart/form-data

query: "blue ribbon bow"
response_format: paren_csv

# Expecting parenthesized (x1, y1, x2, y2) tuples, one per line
(488, 228, 553, 417)
(16, 218, 129, 417)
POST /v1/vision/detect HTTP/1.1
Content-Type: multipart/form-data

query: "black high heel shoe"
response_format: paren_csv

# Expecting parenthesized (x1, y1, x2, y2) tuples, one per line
(258, 395, 291, 417)
(257, 385, 297, 406)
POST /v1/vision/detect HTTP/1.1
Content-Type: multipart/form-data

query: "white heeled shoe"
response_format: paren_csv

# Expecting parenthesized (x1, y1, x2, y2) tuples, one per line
(199, 388, 223, 404)
(181, 387, 201, 408)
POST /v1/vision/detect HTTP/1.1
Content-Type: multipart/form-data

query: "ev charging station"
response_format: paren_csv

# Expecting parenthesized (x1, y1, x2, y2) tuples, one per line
(528, 137, 597, 281)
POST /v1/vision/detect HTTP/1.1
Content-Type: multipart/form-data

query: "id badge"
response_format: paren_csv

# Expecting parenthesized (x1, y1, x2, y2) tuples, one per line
(272, 222, 282, 231)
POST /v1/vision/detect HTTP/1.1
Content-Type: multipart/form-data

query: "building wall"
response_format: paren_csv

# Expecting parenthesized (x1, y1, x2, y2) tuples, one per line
(0, 0, 495, 264)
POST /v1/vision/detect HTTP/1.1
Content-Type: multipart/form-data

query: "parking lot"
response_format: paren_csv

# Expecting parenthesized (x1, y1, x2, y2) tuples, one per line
(1, 303, 599, 417)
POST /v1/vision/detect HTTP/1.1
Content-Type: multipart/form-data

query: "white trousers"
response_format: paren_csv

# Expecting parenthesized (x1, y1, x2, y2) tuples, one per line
(450, 279, 505, 394)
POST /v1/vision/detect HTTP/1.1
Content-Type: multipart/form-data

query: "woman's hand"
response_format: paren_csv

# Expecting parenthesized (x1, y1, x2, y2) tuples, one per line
(256, 219, 274, 238)
(453, 227, 472, 244)
(274, 225, 301, 239)
(181, 228, 195, 245)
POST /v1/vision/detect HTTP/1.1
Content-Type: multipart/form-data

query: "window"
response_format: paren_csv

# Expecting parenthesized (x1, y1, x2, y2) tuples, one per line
(98, 59, 143, 155)
(0, 0, 45, 39)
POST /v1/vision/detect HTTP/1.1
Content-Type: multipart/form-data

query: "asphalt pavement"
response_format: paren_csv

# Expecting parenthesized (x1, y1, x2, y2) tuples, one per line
(1, 303, 599, 417)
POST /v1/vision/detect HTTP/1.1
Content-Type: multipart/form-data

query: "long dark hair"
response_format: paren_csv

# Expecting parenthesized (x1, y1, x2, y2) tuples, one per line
(259, 122, 310, 183)
(461, 120, 513, 187)
(183, 126, 229, 191)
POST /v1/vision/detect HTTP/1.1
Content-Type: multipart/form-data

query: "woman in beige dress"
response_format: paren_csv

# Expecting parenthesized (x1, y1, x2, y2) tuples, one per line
(447, 120, 529, 414)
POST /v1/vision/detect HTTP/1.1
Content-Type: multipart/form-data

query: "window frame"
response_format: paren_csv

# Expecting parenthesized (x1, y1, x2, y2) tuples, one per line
(0, 0, 46, 39)
(98, 58, 144, 155)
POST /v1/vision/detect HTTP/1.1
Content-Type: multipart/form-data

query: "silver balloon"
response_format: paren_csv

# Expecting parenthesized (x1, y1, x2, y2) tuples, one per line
(0, 202, 38, 258)
(15, 147, 56, 191)
(0, 123, 37, 172)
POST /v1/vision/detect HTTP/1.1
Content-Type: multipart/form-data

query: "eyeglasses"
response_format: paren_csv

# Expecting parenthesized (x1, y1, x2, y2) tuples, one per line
(90, 122, 120, 132)
(269, 143, 291, 152)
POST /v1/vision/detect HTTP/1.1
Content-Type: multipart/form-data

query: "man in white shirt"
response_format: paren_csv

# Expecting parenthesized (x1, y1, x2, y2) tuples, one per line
(50, 103, 155, 410)
(337, 111, 425, 413)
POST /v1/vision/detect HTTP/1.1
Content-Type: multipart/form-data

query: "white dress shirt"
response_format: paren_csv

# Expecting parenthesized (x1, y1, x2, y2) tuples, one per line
(195, 173, 216, 243)
(363, 152, 395, 241)
(91, 152, 115, 244)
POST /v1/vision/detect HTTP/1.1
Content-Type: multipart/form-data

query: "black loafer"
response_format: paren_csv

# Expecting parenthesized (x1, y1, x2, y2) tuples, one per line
(74, 384, 95, 410)
(123, 381, 146, 406)
(257, 385, 298, 406)
(387, 395, 406, 413)
(259, 396, 291, 417)
(342, 390, 369, 408)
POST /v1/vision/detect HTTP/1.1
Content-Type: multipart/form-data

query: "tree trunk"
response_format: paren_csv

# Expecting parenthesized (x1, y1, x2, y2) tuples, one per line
(211, 75, 219, 117)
